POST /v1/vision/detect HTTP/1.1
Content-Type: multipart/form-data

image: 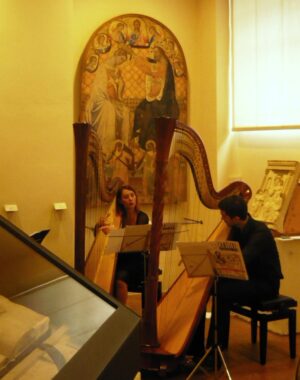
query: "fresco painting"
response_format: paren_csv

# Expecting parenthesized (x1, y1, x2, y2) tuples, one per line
(80, 14, 188, 204)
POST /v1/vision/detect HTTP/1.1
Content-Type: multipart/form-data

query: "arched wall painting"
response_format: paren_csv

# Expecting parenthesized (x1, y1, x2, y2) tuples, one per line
(79, 14, 188, 204)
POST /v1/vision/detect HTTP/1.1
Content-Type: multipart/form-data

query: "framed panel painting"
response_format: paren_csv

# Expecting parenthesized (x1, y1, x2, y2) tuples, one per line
(79, 14, 188, 205)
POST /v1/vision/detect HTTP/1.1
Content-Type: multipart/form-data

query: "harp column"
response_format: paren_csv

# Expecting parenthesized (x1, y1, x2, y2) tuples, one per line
(73, 123, 91, 274)
(142, 117, 176, 347)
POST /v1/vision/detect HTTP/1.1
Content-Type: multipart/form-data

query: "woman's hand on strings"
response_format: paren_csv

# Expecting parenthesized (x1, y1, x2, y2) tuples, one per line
(100, 224, 115, 235)
(94, 217, 115, 236)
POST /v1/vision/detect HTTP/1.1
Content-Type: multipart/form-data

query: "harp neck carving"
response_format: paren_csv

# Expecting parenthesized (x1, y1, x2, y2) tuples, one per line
(175, 121, 252, 207)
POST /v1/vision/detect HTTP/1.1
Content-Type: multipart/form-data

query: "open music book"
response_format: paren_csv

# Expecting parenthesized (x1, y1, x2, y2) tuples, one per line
(177, 240, 248, 280)
(0, 295, 50, 370)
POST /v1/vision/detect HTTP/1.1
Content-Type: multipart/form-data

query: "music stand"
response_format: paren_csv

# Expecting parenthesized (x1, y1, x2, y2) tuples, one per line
(104, 223, 182, 254)
(178, 240, 248, 380)
(104, 224, 151, 269)
(104, 224, 151, 254)
(104, 224, 181, 305)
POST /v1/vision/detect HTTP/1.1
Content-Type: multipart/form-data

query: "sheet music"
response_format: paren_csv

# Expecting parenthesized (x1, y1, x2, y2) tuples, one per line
(209, 241, 248, 280)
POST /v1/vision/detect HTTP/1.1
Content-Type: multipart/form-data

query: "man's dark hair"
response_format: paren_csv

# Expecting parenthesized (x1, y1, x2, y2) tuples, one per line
(218, 195, 248, 220)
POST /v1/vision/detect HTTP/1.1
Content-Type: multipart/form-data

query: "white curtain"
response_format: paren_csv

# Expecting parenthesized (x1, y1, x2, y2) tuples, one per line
(231, 0, 300, 130)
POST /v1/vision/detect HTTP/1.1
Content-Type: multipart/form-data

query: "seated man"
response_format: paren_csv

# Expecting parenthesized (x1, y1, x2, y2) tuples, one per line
(186, 194, 283, 366)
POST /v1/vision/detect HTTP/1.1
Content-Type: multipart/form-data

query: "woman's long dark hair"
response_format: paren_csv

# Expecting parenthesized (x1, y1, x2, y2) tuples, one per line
(116, 184, 139, 218)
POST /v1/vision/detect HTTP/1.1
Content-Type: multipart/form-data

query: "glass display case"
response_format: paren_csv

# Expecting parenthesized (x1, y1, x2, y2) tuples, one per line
(0, 216, 140, 380)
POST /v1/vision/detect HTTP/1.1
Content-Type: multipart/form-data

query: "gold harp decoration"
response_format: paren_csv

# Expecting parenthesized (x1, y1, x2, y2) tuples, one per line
(140, 117, 252, 371)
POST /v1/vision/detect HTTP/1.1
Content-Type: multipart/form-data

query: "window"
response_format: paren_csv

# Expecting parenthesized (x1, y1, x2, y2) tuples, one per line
(231, 0, 300, 130)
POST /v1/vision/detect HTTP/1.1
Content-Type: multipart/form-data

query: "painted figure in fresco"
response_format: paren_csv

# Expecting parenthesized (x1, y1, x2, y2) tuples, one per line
(131, 139, 145, 173)
(85, 48, 130, 155)
(142, 140, 156, 198)
(166, 152, 187, 202)
(106, 140, 133, 184)
(129, 19, 146, 47)
(173, 58, 185, 77)
(86, 54, 99, 73)
(131, 46, 179, 149)
(148, 25, 162, 47)
(111, 22, 127, 44)
(94, 33, 111, 55)
(165, 38, 178, 61)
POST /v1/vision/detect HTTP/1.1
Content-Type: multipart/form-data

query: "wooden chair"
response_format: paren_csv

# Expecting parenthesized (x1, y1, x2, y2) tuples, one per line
(229, 295, 297, 364)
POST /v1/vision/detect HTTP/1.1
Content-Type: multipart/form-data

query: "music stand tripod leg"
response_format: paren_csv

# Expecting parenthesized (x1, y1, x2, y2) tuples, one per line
(186, 277, 232, 380)
(186, 347, 212, 380)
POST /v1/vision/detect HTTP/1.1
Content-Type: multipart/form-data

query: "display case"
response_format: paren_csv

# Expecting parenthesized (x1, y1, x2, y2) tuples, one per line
(0, 216, 140, 380)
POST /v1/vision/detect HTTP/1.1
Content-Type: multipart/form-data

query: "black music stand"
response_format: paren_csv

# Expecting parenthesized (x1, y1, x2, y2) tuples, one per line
(104, 223, 181, 254)
(178, 240, 248, 380)
(104, 224, 181, 304)
(104, 224, 151, 299)
(104, 224, 151, 254)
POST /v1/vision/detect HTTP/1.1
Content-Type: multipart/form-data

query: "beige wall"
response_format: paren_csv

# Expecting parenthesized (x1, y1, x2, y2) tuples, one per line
(0, 0, 203, 266)
(1, 0, 299, 268)
(197, 1, 300, 195)
(0, 0, 74, 264)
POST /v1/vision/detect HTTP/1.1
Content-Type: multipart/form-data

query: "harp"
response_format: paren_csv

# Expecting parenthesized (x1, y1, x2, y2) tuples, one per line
(73, 117, 252, 374)
(139, 117, 251, 372)
(73, 122, 122, 293)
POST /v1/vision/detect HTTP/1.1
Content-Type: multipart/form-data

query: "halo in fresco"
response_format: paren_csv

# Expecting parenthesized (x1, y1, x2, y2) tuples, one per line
(79, 14, 188, 204)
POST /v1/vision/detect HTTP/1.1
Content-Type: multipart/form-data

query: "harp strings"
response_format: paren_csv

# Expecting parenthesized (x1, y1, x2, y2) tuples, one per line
(84, 130, 110, 283)
(156, 129, 182, 330)
(174, 120, 222, 238)
(157, 125, 203, 327)
(160, 120, 220, 291)
(160, 127, 187, 292)
(157, 121, 224, 328)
